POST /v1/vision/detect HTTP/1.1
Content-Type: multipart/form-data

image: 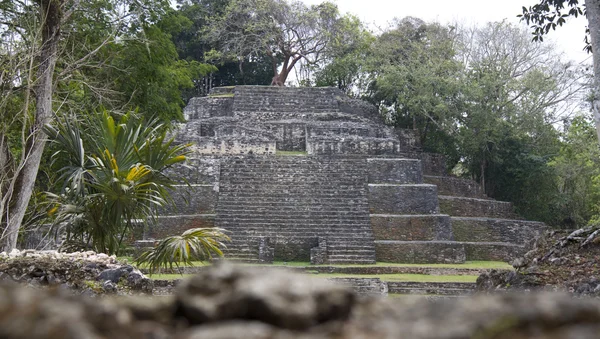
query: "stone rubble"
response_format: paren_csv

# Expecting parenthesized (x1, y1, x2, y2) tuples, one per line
(0, 262, 600, 338)
(0, 249, 152, 295)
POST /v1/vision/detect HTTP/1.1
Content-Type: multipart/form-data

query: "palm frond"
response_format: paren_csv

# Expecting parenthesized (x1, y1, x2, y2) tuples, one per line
(136, 228, 230, 275)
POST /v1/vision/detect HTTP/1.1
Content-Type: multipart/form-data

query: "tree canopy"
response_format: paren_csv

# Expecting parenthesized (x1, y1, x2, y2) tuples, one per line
(206, 0, 355, 85)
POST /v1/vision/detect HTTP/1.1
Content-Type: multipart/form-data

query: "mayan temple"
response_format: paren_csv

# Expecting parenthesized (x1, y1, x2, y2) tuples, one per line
(144, 85, 547, 264)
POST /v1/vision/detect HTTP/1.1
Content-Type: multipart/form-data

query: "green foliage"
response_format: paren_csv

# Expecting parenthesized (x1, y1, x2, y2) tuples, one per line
(45, 111, 190, 254)
(205, 0, 345, 85)
(549, 115, 600, 226)
(136, 227, 230, 275)
(518, 0, 589, 52)
(110, 17, 217, 122)
(366, 18, 464, 162)
(361, 19, 587, 224)
(312, 14, 374, 94)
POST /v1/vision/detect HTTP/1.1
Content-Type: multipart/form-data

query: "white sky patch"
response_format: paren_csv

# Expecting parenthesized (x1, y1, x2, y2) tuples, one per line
(300, 0, 592, 64)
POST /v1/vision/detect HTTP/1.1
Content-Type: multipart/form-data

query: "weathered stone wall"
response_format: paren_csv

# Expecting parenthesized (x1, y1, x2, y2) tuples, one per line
(387, 281, 475, 295)
(368, 184, 439, 214)
(419, 152, 448, 176)
(191, 139, 276, 155)
(307, 137, 400, 155)
(140, 215, 215, 240)
(367, 158, 422, 184)
(438, 196, 517, 219)
(374, 240, 466, 264)
(424, 175, 487, 199)
(371, 215, 453, 241)
(395, 128, 421, 151)
(159, 185, 217, 215)
(265, 123, 307, 151)
(183, 96, 233, 120)
(451, 217, 546, 244)
(326, 277, 388, 296)
(463, 242, 526, 261)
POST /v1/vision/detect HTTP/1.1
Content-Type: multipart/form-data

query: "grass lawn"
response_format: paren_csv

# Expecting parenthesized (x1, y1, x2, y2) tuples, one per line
(312, 273, 479, 283)
(148, 272, 478, 283)
(207, 94, 234, 98)
(148, 273, 192, 280)
(266, 261, 512, 270)
(120, 258, 511, 270)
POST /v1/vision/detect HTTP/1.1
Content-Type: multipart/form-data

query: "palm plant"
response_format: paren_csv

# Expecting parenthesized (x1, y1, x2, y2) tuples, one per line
(45, 110, 190, 254)
(136, 227, 230, 275)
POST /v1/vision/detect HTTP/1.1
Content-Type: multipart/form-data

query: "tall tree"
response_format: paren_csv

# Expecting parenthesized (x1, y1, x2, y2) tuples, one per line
(520, 0, 600, 144)
(0, 0, 176, 251)
(206, 0, 342, 86)
(455, 22, 585, 220)
(0, 0, 65, 251)
(311, 14, 374, 94)
(366, 18, 464, 160)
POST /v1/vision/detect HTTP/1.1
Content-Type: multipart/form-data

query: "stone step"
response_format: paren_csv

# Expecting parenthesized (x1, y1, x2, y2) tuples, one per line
(438, 196, 518, 219)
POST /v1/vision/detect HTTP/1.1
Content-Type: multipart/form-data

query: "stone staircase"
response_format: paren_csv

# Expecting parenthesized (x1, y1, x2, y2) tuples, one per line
(216, 155, 376, 264)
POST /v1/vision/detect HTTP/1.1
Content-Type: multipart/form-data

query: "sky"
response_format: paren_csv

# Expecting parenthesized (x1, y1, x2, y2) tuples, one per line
(300, 0, 592, 65)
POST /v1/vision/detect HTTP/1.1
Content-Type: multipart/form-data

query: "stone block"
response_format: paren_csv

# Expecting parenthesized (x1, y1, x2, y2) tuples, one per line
(370, 214, 453, 241)
(310, 238, 328, 265)
(375, 240, 466, 264)
(367, 158, 423, 184)
(258, 237, 274, 264)
(451, 217, 547, 244)
(368, 184, 439, 214)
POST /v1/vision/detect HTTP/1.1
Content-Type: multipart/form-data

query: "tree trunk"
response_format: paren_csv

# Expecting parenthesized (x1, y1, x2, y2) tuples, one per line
(271, 71, 288, 86)
(1, 0, 62, 251)
(586, 0, 600, 145)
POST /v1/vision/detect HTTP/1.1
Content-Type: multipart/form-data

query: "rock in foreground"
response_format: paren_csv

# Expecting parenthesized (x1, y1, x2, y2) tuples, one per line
(1, 263, 600, 338)
(0, 249, 152, 295)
